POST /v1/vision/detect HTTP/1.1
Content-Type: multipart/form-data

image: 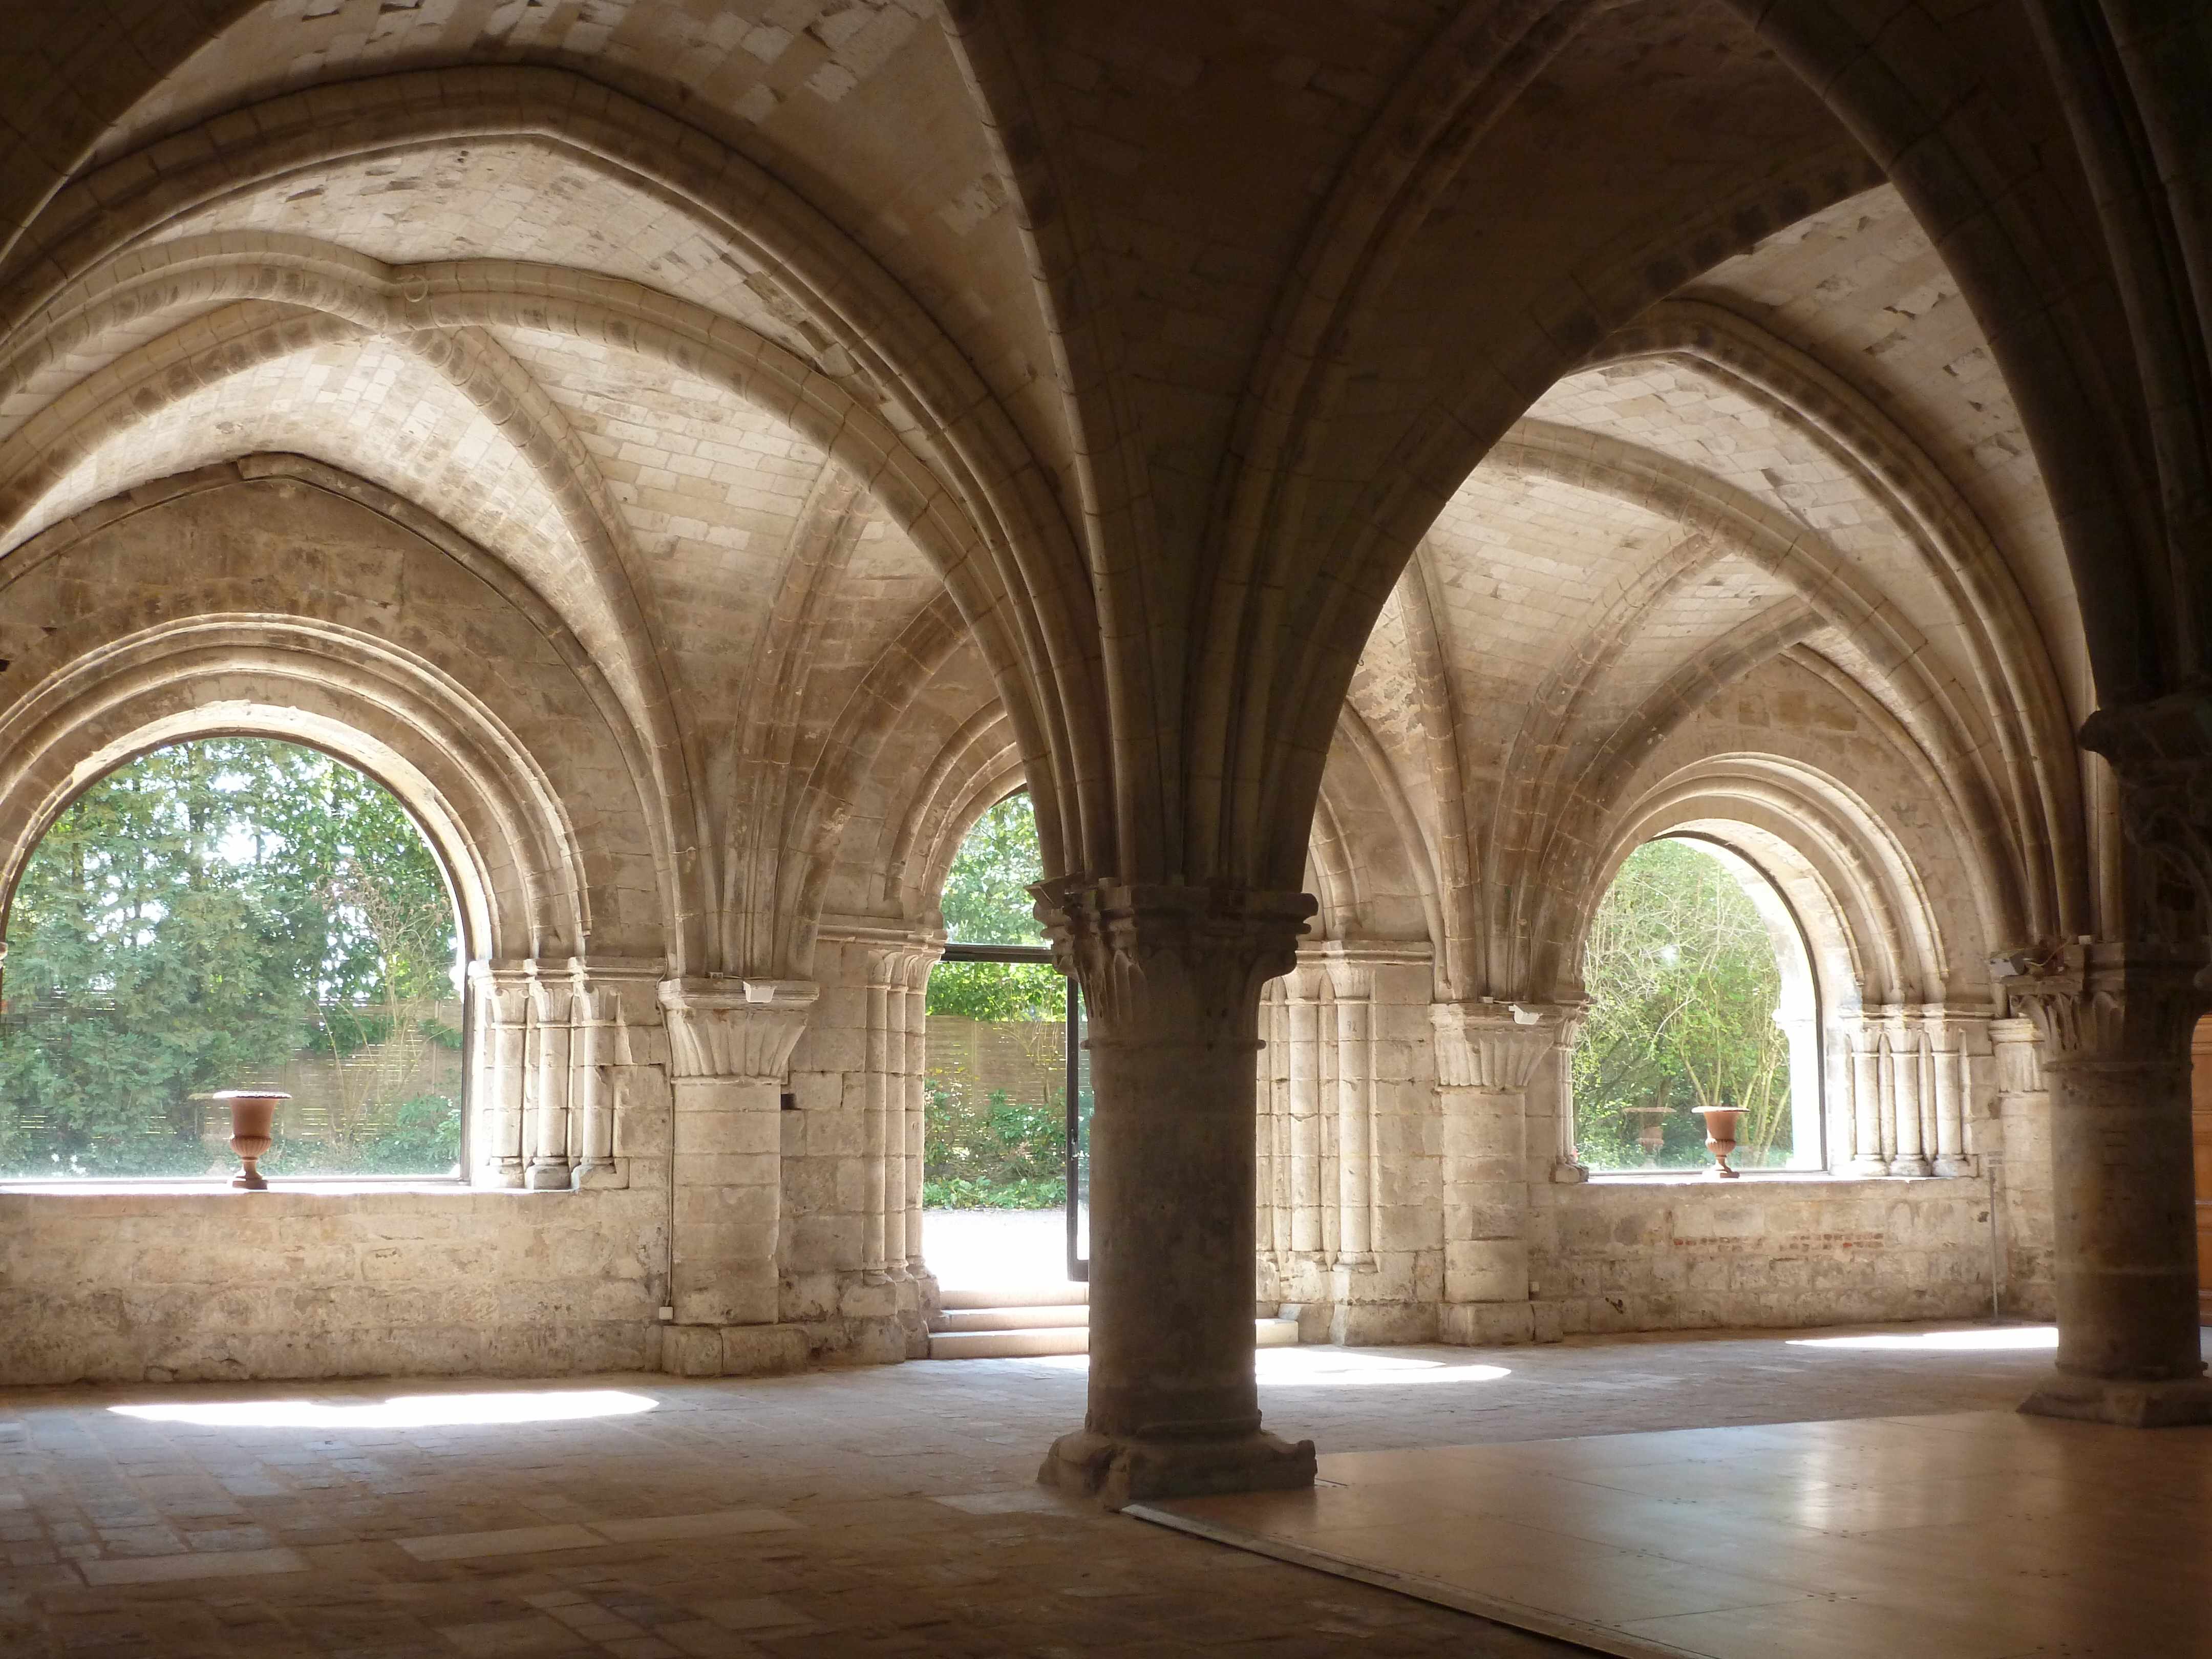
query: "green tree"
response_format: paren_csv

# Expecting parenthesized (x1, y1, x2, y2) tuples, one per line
(928, 792, 1061, 1023)
(1571, 839, 1794, 1171)
(923, 791, 1070, 1206)
(0, 738, 460, 1177)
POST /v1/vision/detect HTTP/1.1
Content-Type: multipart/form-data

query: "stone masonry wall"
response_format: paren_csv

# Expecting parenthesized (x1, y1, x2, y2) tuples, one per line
(1257, 951, 1440, 1345)
(1534, 1177, 1996, 1336)
(780, 936, 934, 1363)
(0, 1187, 667, 1385)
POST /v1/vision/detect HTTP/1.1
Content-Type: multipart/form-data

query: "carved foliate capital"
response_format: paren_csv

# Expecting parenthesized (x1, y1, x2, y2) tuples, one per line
(1322, 958, 1374, 1001)
(1030, 879, 1315, 1038)
(657, 977, 818, 1079)
(525, 966, 572, 1025)
(865, 944, 938, 992)
(468, 962, 532, 1027)
(1993, 940, 2206, 1067)
(1988, 1016, 2045, 1095)
(1429, 1002, 1570, 1091)
(2082, 691, 2212, 943)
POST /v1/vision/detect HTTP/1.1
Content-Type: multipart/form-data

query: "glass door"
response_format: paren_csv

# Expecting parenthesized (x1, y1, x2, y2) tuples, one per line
(1065, 979, 1091, 1282)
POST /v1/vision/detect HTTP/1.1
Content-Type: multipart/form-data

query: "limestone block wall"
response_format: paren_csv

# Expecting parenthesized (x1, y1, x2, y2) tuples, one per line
(1532, 1177, 1997, 1335)
(1265, 984, 2051, 1347)
(0, 1187, 667, 1385)
(1257, 947, 1441, 1344)
(780, 934, 935, 1363)
(1990, 1017, 2056, 1318)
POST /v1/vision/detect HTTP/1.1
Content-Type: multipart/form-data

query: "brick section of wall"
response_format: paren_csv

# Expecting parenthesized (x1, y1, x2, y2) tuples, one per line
(0, 1187, 667, 1385)
(1538, 1177, 1994, 1336)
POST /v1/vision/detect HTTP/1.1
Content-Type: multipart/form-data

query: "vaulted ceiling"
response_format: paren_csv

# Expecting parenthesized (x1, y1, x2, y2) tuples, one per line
(2, 0, 2172, 985)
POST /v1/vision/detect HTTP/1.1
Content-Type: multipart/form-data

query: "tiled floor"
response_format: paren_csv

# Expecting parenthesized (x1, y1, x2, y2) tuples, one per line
(0, 1322, 2160, 1657)
(1142, 1406, 2212, 1658)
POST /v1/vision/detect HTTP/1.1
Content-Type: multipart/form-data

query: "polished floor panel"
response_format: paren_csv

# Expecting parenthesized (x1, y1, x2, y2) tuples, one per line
(1134, 1411, 2212, 1658)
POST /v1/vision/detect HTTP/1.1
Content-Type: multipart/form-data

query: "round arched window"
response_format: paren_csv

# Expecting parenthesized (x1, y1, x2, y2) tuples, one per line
(0, 738, 463, 1179)
(1573, 837, 1822, 1173)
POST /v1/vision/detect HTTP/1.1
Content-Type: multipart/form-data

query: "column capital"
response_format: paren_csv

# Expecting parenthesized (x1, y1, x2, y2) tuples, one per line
(1031, 879, 1315, 1031)
(467, 961, 533, 1020)
(2082, 690, 2212, 940)
(656, 977, 817, 1079)
(1429, 1001, 1575, 1091)
(1992, 940, 2208, 1067)
(1987, 1016, 2047, 1108)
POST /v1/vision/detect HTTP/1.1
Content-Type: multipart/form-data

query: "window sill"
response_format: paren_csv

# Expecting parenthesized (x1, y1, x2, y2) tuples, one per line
(0, 1179, 477, 1197)
(1580, 1170, 1965, 1186)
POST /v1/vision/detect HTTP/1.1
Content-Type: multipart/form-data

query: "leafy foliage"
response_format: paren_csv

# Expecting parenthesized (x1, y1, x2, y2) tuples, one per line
(924, 792, 1071, 1208)
(921, 1080, 1067, 1209)
(938, 794, 1048, 947)
(927, 790, 1063, 1026)
(1571, 839, 1796, 1171)
(0, 739, 461, 1177)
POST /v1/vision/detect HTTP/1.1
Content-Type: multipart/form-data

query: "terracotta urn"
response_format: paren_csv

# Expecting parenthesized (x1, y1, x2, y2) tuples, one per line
(1693, 1103, 1745, 1179)
(214, 1090, 289, 1190)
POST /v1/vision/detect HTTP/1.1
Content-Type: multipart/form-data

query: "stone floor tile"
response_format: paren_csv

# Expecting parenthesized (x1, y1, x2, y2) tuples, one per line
(434, 1614, 592, 1656)
(587, 1510, 799, 1544)
(1, 1326, 2119, 1658)
(76, 1544, 309, 1583)
(395, 1525, 601, 1562)
(650, 1622, 770, 1657)
(931, 1488, 1077, 1515)
(688, 1596, 815, 1633)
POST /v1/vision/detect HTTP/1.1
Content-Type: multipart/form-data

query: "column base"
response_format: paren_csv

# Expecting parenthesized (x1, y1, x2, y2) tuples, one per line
(1931, 1154, 1978, 1178)
(1440, 1301, 1537, 1346)
(524, 1162, 572, 1191)
(570, 1159, 624, 1189)
(1888, 1155, 1933, 1177)
(2019, 1370, 2212, 1428)
(661, 1322, 811, 1378)
(1038, 1428, 1315, 1512)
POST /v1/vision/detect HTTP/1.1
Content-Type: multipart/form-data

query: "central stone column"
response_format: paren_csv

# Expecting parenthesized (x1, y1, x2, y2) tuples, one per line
(1033, 879, 1317, 1509)
(2003, 942, 2212, 1425)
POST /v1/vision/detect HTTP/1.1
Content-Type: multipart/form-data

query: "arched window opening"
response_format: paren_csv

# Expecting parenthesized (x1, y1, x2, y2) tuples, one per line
(0, 738, 464, 1180)
(1573, 837, 1821, 1174)
(923, 791, 1087, 1287)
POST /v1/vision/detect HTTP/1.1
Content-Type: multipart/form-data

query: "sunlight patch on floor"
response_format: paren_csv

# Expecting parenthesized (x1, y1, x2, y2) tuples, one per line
(109, 1389, 659, 1429)
(1785, 1326, 2057, 1352)
(1256, 1350, 1513, 1387)
(1020, 1351, 1512, 1387)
